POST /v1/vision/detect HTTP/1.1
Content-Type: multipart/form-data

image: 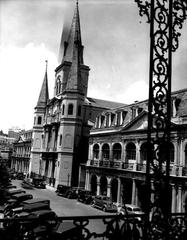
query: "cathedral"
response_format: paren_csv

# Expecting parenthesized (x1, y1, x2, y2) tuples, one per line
(29, 2, 124, 187)
(28, 1, 187, 213)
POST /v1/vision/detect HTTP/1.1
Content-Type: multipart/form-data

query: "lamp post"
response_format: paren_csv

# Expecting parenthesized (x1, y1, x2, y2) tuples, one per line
(135, 0, 187, 238)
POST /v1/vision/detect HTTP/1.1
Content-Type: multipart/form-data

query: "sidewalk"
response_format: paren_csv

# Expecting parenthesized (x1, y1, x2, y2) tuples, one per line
(46, 184, 56, 192)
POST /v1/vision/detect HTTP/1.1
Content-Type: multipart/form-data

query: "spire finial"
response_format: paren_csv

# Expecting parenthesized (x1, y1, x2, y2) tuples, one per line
(76, 0, 78, 6)
(45, 60, 48, 72)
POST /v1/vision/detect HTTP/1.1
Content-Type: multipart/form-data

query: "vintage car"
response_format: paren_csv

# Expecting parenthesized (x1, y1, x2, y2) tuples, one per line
(21, 178, 35, 189)
(56, 185, 71, 197)
(32, 177, 46, 189)
(92, 195, 117, 212)
(77, 190, 94, 204)
(119, 204, 145, 220)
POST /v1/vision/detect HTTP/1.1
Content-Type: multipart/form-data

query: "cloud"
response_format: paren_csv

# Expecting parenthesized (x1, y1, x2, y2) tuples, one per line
(115, 80, 149, 104)
(0, 43, 58, 133)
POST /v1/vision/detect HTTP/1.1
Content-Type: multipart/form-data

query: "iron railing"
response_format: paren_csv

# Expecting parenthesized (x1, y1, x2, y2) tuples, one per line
(0, 213, 186, 240)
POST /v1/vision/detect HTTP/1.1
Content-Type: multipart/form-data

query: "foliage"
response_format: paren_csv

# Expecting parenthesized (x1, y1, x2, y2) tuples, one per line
(0, 162, 10, 204)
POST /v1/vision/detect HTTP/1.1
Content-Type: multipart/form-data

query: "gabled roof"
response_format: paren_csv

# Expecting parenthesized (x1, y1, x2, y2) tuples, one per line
(85, 97, 126, 109)
(122, 110, 179, 132)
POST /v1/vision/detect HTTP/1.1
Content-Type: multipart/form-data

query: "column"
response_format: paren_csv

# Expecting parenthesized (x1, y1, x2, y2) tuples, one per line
(171, 184, 176, 213)
(179, 138, 184, 176)
(96, 176, 101, 196)
(109, 113, 111, 127)
(117, 178, 121, 204)
(109, 143, 113, 161)
(134, 141, 140, 171)
(177, 185, 182, 213)
(107, 177, 112, 199)
(131, 179, 137, 205)
(85, 170, 89, 190)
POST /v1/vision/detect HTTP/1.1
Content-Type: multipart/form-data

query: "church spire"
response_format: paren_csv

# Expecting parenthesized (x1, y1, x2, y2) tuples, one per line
(36, 60, 49, 108)
(61, 0, 83, 64)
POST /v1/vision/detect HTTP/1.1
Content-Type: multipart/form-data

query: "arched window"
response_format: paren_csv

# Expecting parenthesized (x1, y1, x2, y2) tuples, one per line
(140, 142, 148, 162)
(113, 143, 122, 160)
(37, 116, 42, 125)
(102, 144, 110, 160)
(159, 142, 174, 163)
(93, 144, 99, 159)
(126, 142, 136, 160)
(62, 104, 65, 115)
(68, 104, 73, 115)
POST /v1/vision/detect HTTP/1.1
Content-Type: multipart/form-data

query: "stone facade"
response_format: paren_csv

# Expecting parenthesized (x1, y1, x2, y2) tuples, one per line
(84, 89, 187, 213)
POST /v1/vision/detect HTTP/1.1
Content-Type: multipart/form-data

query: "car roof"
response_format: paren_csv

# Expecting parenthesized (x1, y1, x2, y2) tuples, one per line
(22, 198, 49, 204)
(125, 204, 141, 208)
(12, 193, 32, 198)
(31, 209, 56, 217)
(8, 188, 25, 193)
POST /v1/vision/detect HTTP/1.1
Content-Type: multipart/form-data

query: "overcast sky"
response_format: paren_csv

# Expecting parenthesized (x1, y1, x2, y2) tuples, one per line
(0, 0, 187, 133)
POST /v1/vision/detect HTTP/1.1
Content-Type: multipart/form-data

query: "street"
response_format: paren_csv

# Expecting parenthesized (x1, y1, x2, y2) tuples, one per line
(12, 180, 116, 237)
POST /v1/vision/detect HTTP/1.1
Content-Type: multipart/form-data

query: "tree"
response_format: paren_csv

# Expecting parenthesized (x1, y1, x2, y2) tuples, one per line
(0, 161, 10, 204)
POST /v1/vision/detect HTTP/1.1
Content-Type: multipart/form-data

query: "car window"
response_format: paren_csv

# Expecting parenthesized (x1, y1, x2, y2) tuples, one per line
(133, 207, 141, 211)
(127, 207, 132, 211)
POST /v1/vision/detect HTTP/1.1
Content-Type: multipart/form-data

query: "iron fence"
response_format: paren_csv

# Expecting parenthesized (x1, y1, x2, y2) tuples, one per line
(0, 213, 186, 240)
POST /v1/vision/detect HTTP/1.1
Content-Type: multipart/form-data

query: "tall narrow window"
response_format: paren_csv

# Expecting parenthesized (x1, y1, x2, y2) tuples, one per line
(62, 104, 65, 115)
(59, 134, 62, 146)
(78, 105, 81, 116)
(37, 116, 42, 125)
(68, 104, 73, 115)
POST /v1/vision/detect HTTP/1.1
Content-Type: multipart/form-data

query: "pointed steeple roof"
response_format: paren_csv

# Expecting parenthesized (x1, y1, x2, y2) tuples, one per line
(36, 61, 49, 108)
(62, 1, 83, 64)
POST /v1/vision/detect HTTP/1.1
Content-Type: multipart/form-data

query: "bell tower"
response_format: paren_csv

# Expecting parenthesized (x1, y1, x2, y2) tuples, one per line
(29, 61, 49, 176)
(55, 1, 90, 187)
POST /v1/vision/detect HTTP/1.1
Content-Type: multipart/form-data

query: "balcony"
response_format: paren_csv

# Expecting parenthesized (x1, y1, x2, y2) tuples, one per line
(0, 213, 186, 240)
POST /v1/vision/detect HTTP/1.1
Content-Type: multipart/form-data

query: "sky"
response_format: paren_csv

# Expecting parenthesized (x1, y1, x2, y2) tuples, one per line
(0, 0, 187, 134)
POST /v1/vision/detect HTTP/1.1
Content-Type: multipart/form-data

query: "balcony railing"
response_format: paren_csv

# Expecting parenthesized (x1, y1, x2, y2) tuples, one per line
(89, 160, 187, 177)
(0, 213, 186, 240)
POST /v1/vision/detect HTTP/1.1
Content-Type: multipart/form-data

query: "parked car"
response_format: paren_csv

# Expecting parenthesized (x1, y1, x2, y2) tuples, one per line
(77, 190, 94, 204)
(119, 204, 145, 220)
(21, 178, 34, 189)
(51, 221, 82, 239)
(56, 185, 71, 197)
(8, 188, 26, 196)
(6, 202, 51, 218)
(32, 177, 46, 189)
(11, 193, 33, 204)
(92, 195, 117, 212)
(16, 172, 25, 180)
(7, 184, 17, 189)
(65, 189, 78, 199)
(22, 198, 50, 208)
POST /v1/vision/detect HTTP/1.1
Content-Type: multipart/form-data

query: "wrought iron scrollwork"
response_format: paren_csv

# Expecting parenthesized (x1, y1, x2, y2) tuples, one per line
(135, 0, 187, 238)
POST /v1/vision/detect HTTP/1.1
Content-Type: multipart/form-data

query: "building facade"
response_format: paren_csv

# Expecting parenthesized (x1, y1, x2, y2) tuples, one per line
(84, 89, 187, 213)
(29, 2, 124, 187)
(0, 134, 16, 167)
(11, 130, 33, 175)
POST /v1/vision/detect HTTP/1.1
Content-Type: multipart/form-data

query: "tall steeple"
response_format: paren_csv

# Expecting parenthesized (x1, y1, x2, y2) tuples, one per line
(62, 0, 83, 64)
(36, 60, 49, 108)
(55, 1, 89, 97)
